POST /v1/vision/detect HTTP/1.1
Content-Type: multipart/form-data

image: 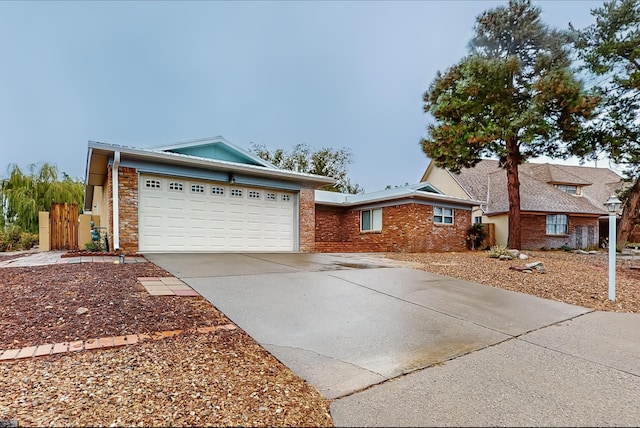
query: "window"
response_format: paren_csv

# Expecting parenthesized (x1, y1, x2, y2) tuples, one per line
(434, 206, 454, 224)
(145, 179, 161, 189)
(191, 184, 205, 193)
(361, 208, 382, 232)
(281, 194, 291, 202)
(231, 188, 243, 198)
(211, 186, 225, 196)
(474, 216, 483, 224)
(248, 190, 260, 199)
(546, 214, 568, 235)
(266, 192, 277, 201)
(556, 184, 579, 195)
(168, 181, 183, 192)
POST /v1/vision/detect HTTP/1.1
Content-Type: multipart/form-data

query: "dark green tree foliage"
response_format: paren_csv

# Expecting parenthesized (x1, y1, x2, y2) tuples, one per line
(0, 163, 84, 234)
(250, 143, 363, 194)
(572, 0, 640, 249)
(421, 0, 595, 249)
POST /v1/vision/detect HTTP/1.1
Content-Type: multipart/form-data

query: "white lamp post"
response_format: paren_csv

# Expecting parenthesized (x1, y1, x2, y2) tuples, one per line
(605, 195, 622, 301)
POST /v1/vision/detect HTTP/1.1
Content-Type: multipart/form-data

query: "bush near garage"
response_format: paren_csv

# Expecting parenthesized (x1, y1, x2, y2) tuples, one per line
(0, 225, 38, 252)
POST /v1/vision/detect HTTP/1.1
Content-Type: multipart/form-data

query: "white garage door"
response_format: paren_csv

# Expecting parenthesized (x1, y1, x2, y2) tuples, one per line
(138, 174, 296, 252)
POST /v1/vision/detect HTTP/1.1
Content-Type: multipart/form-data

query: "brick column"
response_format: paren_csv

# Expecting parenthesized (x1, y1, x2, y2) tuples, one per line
(117, 167, 139, 253)
(298, 185, 316, 252)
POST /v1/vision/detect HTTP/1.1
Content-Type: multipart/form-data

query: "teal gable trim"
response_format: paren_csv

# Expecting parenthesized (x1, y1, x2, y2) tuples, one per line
(118, 159, 301, 191)
(167, 143, 263, 166)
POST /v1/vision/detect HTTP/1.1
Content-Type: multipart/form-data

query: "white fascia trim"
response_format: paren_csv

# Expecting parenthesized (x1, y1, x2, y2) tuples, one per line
(88, 141, 334, 186)
(316, 190, 483, 208)
(112, 151, 120, 251)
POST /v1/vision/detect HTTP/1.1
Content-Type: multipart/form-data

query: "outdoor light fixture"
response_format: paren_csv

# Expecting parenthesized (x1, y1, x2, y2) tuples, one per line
(229, 173, 236, 184)
(605, 195, 622, 301)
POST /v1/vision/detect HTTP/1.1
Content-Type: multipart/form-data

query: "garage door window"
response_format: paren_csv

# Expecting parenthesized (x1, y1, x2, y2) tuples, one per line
(281, 194, 290, 202)
(211, 186, 225, 196)
(145, 179, 161, 189)
(191, 184, 205, 194)
(231, 188, 243, 198)
(266, 192, 276, 201)
(248, 190, 260, 199)
(169, 182, 183, 192)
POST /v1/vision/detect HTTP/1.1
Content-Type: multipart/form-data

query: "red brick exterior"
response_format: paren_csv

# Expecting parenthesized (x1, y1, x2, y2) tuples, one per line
(315, 203, 471, 253)
(520, 213, 600, 250)
(298, 185, 316, 252)
(117, 167, 139, 253)
(106, 166, 139, 253)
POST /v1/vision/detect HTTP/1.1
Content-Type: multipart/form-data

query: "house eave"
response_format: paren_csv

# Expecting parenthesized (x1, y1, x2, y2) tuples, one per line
(85, 141, 335, 188)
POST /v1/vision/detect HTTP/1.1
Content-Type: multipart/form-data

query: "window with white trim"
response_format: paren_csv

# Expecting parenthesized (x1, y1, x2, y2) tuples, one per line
(473, 216, 483, 224)
(546, 214, 568, 235)
(230, 188, 243, 198)
(168, 181, 183, 192)
(248, 190, 260, 199)
(191, 184, 205, 193)
(145, 179, 161, 189)
(361, 208, 382, 232)
(211, 186, 225, 196)
(434, 206, 454, 224)
(556, 184, 580, 195)
(281, 194, 291, 202)
(266, 192, 276, 201)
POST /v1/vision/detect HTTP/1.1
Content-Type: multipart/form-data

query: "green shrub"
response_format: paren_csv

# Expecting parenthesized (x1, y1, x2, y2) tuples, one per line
(488, 245, 512, 258)
(466, 223, 488, 250)
(559, 244, 574, 252)
(84, 241, 104, 252)
(0, 225, 39, 251)
(18, 232, 39, 250)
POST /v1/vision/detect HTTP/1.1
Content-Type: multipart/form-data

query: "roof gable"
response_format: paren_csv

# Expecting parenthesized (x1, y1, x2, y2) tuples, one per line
(153, 137, 273, 167)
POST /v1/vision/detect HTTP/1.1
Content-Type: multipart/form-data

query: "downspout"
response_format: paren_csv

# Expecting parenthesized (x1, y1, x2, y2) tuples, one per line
(112, 151, 120, 250)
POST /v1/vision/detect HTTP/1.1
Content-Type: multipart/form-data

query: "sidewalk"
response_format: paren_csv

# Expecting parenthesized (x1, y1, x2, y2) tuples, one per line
(0, 251, 146, 268)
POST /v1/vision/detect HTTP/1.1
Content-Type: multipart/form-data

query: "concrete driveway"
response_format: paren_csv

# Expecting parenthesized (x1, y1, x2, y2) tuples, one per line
(147, 252, 640, 427)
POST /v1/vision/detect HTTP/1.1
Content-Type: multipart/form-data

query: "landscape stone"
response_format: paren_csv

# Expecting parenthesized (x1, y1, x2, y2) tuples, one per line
(499, 255, 513, 261)
(519, 254, 529, 260)
(76, 307, 89, 315)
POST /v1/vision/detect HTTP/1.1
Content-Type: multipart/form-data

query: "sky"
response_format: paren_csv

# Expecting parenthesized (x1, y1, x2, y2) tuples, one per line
(0, 1, 604, 192)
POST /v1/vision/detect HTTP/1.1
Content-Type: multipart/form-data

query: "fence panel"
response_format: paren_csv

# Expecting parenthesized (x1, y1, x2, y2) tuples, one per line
(49, 202, 79, 250)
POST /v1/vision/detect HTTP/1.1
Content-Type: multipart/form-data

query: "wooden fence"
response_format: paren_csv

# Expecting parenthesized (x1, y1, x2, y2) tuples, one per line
(49, 202, 79, 250)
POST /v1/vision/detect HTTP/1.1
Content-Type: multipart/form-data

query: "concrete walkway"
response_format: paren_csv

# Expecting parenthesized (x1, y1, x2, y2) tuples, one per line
(0, 251, 146, 268)
(146, 252, 640, 426)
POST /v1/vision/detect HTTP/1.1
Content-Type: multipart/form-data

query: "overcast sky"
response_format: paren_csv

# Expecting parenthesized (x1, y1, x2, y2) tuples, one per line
(0, 1, 601, 192)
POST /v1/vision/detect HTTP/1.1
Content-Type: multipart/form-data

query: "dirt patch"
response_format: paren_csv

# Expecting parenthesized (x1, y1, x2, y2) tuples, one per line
(387, 250, 640, 313)
(0, 262, 227, 349)
(0, 260, 332, 426)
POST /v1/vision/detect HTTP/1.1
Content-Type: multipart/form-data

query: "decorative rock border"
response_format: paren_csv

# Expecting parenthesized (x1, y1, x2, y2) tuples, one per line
(0, 324, 236, 362)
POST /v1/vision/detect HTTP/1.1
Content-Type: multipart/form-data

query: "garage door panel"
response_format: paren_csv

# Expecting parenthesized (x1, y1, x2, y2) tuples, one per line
(139, 174, 295, 252)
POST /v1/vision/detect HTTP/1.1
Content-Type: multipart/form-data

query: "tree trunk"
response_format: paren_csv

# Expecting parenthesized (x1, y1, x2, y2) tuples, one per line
(616, 177, 640, 251)
(505, 139, 522, 250)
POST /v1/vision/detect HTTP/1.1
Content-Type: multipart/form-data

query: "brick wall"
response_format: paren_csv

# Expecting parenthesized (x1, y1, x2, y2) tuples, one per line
(117, 167, 139, 253)
(298, 185, 316, 252)
(521, 213, 599, 250)
(315, 203, 470, 253)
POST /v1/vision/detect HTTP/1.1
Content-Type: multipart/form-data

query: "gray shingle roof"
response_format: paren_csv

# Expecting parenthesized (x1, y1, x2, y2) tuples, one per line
(452, 159, 624, 216)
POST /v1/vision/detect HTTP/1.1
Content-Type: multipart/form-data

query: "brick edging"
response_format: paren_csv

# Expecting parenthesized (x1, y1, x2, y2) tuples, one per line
(0, 324, 237, 362)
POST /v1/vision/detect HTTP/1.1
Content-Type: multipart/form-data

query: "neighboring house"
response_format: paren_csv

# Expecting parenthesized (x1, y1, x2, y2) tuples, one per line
(421, 159, 625, 250)
(84, 137, 478, 254)
(315, 184, 480, 253)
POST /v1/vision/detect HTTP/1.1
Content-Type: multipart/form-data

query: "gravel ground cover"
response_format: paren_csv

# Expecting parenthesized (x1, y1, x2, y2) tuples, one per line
(0, 260, 332, 427)
(387, 249, 640, 313)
